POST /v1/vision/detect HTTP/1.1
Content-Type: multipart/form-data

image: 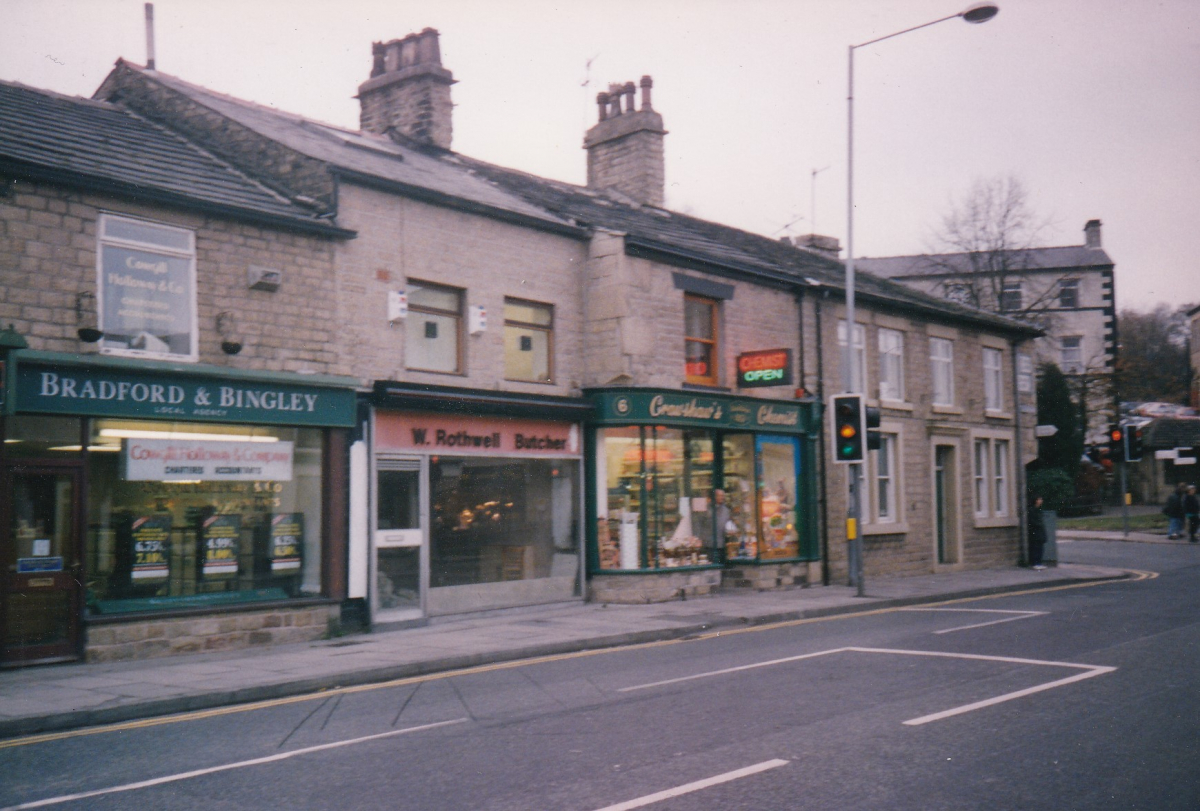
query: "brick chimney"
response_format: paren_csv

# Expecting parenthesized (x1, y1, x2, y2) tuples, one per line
(584, 76, 666, 207)
(357, 28, 455, 150)
(1084, 219, 1102, 249)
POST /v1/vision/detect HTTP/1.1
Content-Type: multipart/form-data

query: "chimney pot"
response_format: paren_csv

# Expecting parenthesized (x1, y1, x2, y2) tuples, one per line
(596, 92, 609, 121)
(639, 75, 653, 110)
(624, 81, 636, 113)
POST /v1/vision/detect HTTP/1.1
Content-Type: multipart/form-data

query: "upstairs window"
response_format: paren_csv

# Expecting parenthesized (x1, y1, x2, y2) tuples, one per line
(930, 337, 955, 406)
(684, 295, 719, 385)
(1058, 278, 1080, 309)
(837, 321, 867, 394)
(878, 328, 905, 402)
(1060, 335, 1084, 374)
(504, 298, 553, 383)
(97, 213, 197, 361)
(999, 280, 1023, 312)
(983, 347, 1004, 411)
(406, 281, 463, 374)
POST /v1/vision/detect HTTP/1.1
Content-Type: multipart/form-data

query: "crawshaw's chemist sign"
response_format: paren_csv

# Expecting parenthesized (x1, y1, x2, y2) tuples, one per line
(736, 349, 793, 389)
(13, 362, 356, 427)
(124, 439, 294, 482)
(376, 412, 582, 457)
(596, 390, 810, 434)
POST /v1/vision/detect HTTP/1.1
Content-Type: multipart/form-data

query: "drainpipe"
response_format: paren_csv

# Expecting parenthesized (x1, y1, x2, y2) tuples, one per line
(814, 287, 830, 586)
(1011, 336, 1030, 566)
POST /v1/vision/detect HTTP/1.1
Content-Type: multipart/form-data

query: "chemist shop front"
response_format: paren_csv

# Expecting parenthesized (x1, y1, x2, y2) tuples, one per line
(587, 388, 821, 603)
(0, 351, 358, 666)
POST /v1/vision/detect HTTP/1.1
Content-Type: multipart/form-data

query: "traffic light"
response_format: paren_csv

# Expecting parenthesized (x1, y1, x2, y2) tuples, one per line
(1108, 424, 1124, 457)
(865, 406, 882, 451)
(830, 393, 865, 463)
(1124, 424, 1143, 462)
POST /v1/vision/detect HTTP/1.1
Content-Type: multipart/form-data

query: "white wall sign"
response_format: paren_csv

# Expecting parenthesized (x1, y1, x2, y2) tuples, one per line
(124, 438, 294, 481)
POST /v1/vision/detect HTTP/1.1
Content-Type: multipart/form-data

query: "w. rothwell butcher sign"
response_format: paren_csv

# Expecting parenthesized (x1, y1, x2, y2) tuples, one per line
(13, 360, 356, 427)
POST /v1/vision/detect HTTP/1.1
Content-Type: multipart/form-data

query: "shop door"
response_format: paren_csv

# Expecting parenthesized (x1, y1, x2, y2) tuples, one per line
(374, 457, 426, 621)
(1, 466, 83, 665)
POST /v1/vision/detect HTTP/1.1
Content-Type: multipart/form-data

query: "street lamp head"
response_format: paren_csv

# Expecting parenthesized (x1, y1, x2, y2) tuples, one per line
(960, 3, 1000, 23)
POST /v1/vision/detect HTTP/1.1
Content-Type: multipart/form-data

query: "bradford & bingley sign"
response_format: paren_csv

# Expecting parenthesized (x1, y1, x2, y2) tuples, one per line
(13, 361, 356, 427)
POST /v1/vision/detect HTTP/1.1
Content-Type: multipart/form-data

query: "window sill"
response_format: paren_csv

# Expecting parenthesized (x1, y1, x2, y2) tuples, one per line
(682, 382, 731, 393)
(879, 399, 913, 412)
(985, 410, 1013, 420)
(504, 377, 556, 386)
(973, 515, 1018, 529)
(406, 367, 465, 377)
(932, 404, 963, 415)
(864, 522, 909, 536)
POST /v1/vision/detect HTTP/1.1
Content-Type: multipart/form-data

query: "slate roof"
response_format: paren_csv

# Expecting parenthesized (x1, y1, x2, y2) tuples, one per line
(461, 158, 1041, 337)
(1144, 418, 1200, 450)
(109, 65, 572, 231)
(858, 245, 1115, 280)
(0, 79, 349, 237)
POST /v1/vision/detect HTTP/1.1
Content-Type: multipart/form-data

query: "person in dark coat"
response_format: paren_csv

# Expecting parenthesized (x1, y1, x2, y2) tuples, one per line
(1185, 485, 1200, 543)
(1164, 482, 1186, 540)
(1027, 495, 1047, 569)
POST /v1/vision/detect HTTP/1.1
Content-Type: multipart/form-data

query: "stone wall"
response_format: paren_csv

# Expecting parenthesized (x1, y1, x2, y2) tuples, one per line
(85, 604, 338, 663)
(589, 570, 722, 604)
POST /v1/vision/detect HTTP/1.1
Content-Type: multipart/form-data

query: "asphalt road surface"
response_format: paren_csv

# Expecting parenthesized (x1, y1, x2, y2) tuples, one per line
(1, 539, 1197, 810)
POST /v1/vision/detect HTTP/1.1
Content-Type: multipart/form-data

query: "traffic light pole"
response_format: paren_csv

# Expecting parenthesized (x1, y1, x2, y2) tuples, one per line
(1120, 459, 1129, 537)
(850, 463, 865, 597)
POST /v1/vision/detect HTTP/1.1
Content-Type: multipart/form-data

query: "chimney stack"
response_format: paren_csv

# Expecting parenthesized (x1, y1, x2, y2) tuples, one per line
(584, 75, 667, 207)
(357, 28, 455, 150)
(1084, 219, 1102, 249)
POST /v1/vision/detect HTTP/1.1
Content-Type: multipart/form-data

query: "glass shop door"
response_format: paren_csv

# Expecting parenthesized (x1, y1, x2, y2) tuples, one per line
(374, 456, 427, 622)
(1, 465, 83, 665)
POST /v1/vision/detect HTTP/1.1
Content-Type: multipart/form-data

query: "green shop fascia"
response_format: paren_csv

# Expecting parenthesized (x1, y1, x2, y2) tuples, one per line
(586, 388, 822, 575)
(0, 350, 358, 665)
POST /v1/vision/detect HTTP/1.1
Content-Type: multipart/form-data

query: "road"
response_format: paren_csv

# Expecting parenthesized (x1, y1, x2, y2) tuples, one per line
(1, 539, 1197, 810)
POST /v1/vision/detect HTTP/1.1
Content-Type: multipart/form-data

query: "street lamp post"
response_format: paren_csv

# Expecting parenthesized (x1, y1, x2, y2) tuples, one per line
(843, 2, 999, 597)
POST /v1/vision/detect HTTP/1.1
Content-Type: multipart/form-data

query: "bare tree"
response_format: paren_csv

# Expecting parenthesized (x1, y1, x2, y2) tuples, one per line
(1116, 304, 1193, 404)
(926, 175, 1062, 325)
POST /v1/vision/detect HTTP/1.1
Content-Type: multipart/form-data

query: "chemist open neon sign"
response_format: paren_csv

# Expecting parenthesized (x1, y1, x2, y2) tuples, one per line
(736, 349, 793, 389)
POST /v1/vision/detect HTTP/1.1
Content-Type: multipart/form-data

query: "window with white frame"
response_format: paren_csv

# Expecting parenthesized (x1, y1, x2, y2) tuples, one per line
(1058, 278, 1079, 309)
(872, 433, 898, 523)
(97, 213, 197, 361)
(1060, 335, 1084, 374)
(993, 440, 1010, 516)
(837, 321, 867, 394)
(878, 328, 905, 402)
(983, 347, 1004, 411)
(999, 280, 1023, 312)
(930, 337, 955, 406)
(973, 437, 1012, 519)
(1017, 353, 1034, 393)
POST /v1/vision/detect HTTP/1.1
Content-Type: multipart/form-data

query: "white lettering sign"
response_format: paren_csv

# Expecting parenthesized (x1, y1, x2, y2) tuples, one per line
(124, 439, 294, 481)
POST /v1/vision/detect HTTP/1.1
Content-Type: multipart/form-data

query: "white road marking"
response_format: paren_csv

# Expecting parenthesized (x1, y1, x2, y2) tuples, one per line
(0, 717, 469, 810)
(900, 607, 1048, 634)
(619, 646, 1116, 726)
(591, 759, 790, 811)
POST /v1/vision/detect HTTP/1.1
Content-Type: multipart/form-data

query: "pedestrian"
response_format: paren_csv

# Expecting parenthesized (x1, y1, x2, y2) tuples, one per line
(1163, 483, 1186, 540)
(1027, 495, 1047, 570)
(1184, 485, 1200, 543)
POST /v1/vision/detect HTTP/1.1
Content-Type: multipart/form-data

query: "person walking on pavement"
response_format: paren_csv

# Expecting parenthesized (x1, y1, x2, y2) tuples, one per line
(1027, 494, 1047, 569)
(1184, 484, 1200, 543)
(1164, 482, 1186, 540)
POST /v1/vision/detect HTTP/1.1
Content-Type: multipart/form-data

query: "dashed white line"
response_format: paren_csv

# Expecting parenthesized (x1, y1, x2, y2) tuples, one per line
(0, 717, 469, 810)
(591, 759, 790, 811)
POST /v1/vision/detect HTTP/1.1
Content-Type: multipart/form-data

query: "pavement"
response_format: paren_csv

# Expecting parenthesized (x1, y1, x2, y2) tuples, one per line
(0, 560, 1134, 740)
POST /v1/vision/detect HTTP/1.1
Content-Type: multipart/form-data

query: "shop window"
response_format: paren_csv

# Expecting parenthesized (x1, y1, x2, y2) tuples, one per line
(837, 321, 867, 394)
(406, 281, 463, 374)
(878, 328, 905, 402)
(428, 457, 578, 588)
(930, 337, 955, 406)
(983, 347, 1004, 411)
(504, 298, 553, 383)
(684, 295, 719, 386)
(97, 213, 197, 362)
(84, 419, 324, 614)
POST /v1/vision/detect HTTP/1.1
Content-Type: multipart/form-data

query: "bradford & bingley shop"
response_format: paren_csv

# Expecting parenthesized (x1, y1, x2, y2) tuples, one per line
(587, 386, 822, 603)
(0, 351, 357, 666)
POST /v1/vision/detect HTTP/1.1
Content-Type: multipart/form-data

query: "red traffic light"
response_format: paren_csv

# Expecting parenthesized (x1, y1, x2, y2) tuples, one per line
(1109, 428, 1123, 443)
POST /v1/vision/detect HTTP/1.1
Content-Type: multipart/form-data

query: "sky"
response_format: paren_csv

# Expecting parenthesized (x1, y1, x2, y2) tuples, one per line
(3, 0, 1198, 313)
